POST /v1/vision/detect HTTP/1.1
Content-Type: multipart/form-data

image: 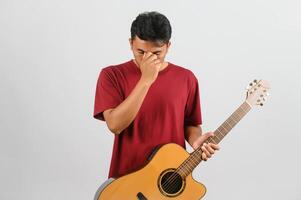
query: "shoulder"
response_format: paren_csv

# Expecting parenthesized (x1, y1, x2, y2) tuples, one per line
(97, 60, 134, 81)
(168, 62, 198, 81)
(100, 60, 132, 74)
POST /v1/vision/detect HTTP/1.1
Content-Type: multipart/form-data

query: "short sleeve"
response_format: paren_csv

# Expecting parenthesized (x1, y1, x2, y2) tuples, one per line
(184, 72, 202, 126)
(93, 68, 123, 121)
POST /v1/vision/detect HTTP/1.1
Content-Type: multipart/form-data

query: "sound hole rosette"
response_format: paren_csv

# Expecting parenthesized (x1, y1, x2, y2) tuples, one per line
(157, 168, 186, 197)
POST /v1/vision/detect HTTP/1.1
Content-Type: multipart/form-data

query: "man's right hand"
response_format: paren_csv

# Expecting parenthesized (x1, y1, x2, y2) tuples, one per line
(103, 52, 163, 134)
(139, 52, 162, 85)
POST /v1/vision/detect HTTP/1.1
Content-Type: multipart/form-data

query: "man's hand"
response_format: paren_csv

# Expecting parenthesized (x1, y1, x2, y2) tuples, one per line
(139, 52, 162, 85)
(192, 132, 220, 161)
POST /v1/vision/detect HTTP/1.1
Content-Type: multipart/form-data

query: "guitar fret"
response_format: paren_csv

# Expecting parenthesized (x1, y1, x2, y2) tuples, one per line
(225, 120, 232, 129)
(210, 136, 218, 144)
(214, 132, 222, 141)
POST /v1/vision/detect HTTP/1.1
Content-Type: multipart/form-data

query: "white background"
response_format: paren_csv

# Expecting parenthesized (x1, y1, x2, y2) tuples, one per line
(1, 0, 300, 199)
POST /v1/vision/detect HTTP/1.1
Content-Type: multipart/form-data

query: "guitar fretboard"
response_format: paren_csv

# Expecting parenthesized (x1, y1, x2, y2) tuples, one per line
(177, 101, 252, 178)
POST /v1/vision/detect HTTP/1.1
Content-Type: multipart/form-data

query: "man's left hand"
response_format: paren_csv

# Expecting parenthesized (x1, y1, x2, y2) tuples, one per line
(192, 132, 220, 161)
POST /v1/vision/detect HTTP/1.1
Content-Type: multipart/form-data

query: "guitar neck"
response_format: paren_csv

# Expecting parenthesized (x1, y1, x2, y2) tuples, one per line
(207, 101, 252, 144)
(178, 101, 252, 178)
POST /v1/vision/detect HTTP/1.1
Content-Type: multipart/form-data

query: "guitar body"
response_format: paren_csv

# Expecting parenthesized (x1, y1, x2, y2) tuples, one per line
(95, 143, 206, 200)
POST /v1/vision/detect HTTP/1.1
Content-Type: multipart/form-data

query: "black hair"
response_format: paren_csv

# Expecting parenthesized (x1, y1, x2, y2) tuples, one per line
(130, 11, 172, 45)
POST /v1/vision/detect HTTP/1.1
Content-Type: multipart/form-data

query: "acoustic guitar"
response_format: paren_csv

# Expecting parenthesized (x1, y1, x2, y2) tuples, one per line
(94, 79, 270, 200)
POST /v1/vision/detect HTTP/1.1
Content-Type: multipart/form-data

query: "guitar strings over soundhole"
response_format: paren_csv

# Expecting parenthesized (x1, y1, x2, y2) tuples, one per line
(158, 169, 186, 197)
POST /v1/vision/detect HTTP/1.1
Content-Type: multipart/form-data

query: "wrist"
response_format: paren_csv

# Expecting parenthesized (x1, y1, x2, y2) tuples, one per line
(139, 77, 153, 87)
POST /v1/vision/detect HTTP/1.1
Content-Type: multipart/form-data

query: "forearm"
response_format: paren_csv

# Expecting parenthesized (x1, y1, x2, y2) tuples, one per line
(185, 125, 203, 149)
(107, 78, 151, 134)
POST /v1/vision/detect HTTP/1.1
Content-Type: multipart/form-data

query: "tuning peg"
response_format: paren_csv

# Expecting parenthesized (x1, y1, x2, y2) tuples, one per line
(260, 103, 263, 106)
(254, 79, 258, 83)
(249, 83, 253, 86)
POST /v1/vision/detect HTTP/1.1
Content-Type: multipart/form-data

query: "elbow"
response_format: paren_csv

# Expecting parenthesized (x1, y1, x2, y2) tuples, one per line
(110, 127, 122, 135)
(104, 109, 127, 135)
(103, 109, 122, 134)
(107, 122, 123, 135)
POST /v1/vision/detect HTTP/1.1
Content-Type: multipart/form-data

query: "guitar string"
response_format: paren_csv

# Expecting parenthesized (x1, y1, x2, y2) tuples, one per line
(161, 102, 250, 194)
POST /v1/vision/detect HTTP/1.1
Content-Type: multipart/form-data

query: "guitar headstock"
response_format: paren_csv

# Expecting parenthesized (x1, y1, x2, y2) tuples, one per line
(246, 79, 270, 107)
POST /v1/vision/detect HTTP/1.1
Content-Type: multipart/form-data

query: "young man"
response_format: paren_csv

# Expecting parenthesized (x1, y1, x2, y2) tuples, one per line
(93, 11, 220, 179)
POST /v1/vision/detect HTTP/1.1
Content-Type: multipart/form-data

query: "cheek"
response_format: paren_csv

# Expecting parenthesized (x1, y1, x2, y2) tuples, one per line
(158, 54, 166, 62)
(158, 50, 168, 60)
(133, 54, 143, 65)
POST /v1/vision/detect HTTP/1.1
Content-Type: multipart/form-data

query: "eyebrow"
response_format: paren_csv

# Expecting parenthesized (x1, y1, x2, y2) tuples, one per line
(137, 48, 162, 54)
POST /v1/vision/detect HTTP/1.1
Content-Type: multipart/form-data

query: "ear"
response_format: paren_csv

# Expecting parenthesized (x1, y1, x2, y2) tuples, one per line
(129, 38, 133, 50)
(166, 41, 171, 53)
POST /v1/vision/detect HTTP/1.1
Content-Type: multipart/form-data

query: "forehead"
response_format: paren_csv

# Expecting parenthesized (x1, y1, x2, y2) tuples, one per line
(132, 36, 166, 51)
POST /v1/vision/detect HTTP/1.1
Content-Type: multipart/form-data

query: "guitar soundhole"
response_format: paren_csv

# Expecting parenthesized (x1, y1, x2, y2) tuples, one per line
(158, 169, 185, 197)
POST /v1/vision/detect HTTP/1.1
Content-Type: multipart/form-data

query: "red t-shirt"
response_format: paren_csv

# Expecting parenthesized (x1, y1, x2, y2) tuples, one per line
(93, 59, 202, 178)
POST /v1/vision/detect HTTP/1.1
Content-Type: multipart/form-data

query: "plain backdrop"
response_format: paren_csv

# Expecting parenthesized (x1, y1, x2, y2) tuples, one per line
(1, 0, 300, 199)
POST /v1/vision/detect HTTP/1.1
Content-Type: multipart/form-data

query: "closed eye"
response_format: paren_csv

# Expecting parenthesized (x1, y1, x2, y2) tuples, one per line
(137, 50, 161, 55)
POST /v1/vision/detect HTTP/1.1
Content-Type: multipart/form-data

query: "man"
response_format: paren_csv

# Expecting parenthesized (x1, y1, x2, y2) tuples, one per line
(93, 11, 220, 179)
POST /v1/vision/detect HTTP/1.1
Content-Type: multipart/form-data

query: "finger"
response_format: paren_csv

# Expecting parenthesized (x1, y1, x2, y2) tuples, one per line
(209, 143, 220, 150)
(142, 52, 147, 59)
(144, 51, 153, 58)
(198, 132, 215, 145)
(202, 152, 208, 161)
(206, 145, 215, 154)
(145, 53, 158, 63)
(141, 52, 152, 62)
(152, 58, 161, 64)
(152, 59, 162, 67)
(140, 52, 148, 65)
(201, 144, 211, 158)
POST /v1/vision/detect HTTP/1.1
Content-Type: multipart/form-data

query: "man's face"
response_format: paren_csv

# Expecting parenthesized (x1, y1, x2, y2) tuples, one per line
(129, 36, 171, 67)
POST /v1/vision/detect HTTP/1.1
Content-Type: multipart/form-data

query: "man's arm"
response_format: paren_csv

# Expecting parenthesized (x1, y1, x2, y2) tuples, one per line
(184, 125, 203, 148)
(103, 79, 151, 134)
(103, 53, 161, 134)
(185, 125, 220, 161)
